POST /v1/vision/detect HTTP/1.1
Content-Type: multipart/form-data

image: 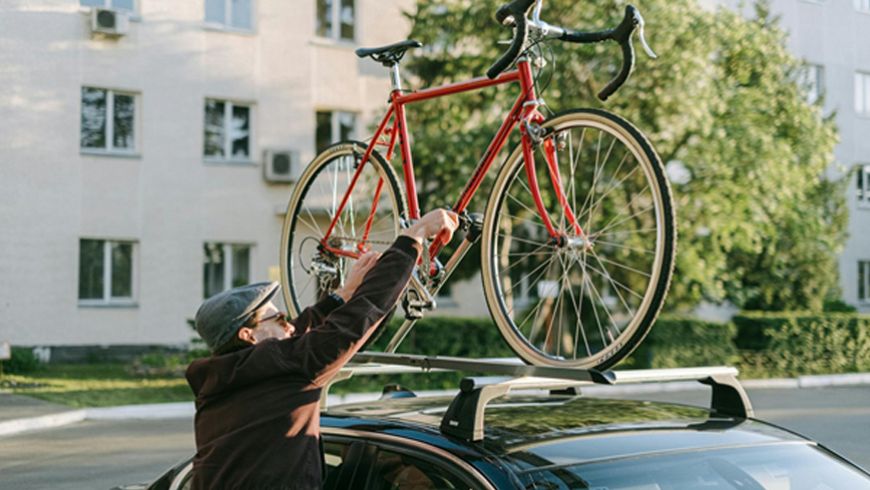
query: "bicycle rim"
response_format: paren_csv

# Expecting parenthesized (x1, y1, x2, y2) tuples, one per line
(482, 109, 676, 369)
(280, 142, 406, 316)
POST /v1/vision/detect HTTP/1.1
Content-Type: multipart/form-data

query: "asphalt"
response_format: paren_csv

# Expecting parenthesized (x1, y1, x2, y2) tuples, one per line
(2, 371, 870, 438)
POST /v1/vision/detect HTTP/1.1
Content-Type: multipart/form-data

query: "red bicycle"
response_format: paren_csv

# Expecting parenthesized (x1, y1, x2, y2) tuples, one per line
(280, 0, 675, 369)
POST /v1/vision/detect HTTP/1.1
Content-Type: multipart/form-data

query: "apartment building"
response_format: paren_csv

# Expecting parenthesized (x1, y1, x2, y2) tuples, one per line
(0, 0, 420, 353)
(708, 0, 870, 312)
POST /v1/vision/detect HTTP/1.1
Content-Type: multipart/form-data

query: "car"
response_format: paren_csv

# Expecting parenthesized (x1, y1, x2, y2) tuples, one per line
(118, 355, 870, 490)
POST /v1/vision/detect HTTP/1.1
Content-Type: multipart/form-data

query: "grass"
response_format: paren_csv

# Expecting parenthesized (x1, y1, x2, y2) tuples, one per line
(1, 363, 194, 408)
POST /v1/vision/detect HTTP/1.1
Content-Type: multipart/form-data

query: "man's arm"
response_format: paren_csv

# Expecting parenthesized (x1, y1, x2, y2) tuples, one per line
(275, 210, 459, 386)
(288, 294, 344, 336)
(276, 236, 421, 385)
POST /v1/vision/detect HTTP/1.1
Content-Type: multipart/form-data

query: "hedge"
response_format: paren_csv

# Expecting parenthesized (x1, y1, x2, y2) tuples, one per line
(733, 312, 870, 376)
(333, 314, 737, 393)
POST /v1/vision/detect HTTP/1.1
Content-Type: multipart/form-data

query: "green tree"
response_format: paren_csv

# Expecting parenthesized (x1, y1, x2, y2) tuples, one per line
(397, 0, 846, 311)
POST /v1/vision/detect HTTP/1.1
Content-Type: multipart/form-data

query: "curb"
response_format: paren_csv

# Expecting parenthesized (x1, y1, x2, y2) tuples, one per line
(2, 371, 869, 438)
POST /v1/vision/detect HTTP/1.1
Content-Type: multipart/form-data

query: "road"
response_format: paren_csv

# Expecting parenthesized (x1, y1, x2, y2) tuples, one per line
(0, 386, 868, 489)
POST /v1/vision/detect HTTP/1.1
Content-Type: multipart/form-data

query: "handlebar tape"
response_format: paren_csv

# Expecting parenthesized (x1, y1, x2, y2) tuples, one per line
(560, 5, 641, 100)
(486, 0, 538, 79)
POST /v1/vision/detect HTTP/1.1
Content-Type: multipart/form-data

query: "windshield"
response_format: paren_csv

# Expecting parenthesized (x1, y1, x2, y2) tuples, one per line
(519, 443, 870, 489)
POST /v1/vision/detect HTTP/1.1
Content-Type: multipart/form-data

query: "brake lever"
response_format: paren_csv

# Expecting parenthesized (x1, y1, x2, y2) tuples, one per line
(634, 10, 657, 59)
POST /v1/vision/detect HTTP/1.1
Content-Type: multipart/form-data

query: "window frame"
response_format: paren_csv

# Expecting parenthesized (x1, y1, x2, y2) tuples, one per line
(855, 72, 870, 116)
(315, 109, 357, 153)
(203, 0, 256, 33)
(203, 242, 253, 299)
(857, 164, 870, 208)
(203, 98, 255, 164)
(78, 238, 138, 307)
(315, 0, 356, 43)
(860, 260, 870, 303)
(79, 0, 138, 14)
(80, 86, 140, 156)
(855, 0, 870, 14)
(802, 63, 825, 105)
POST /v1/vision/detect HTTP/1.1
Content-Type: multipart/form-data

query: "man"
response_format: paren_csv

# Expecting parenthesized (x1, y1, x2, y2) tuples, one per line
(186, 209, 458, 490)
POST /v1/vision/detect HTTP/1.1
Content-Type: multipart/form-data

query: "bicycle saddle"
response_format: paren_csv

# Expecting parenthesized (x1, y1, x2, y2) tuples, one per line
(355, 39, 422, 66)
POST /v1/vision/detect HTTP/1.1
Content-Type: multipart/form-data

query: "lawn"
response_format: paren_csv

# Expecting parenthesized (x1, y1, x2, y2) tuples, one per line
(1, 363, 194, 408)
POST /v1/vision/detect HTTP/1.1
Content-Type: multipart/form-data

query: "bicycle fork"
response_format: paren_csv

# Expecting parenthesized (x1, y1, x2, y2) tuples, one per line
(384, 212, 484, 353)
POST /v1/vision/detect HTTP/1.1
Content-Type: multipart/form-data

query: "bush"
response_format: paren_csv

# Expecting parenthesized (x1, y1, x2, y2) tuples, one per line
(2, 347, 42, 375)
(627, 316, 738, 369)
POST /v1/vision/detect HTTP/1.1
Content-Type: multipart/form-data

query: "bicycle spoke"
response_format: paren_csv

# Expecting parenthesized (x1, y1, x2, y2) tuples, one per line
(593, 202, 655, 237)
(593, 239, 657, 256)
(593, 254, 652, 278)
(588, 249, 637, 321)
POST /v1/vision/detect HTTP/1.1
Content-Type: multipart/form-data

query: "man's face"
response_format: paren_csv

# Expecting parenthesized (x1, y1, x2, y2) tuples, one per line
(250, 302, 295, 342)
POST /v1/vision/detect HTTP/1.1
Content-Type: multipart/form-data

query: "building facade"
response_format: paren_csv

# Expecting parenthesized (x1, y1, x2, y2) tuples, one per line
(2, 0, 867, 355)
(708, 0, 870, 312)
(0, 0, 425, 352)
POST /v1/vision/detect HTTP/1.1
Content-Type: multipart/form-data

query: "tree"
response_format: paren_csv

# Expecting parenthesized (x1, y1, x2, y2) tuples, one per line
(399, 0, 846, 311)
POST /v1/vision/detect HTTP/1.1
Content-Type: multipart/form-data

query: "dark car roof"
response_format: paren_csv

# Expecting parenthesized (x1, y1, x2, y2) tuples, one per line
(323, 394, 808, 472)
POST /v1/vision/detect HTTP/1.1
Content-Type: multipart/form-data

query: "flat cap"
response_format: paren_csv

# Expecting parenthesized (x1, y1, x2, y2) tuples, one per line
(195, 281, 280, 353)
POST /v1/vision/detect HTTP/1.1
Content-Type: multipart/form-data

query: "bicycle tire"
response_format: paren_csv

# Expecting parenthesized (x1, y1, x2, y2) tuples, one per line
(481, 109, 676, 369)
(280, 141, 407, 317)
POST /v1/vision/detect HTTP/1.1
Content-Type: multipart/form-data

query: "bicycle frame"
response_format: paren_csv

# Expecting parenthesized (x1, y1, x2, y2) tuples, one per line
(319, 57, 585, 266)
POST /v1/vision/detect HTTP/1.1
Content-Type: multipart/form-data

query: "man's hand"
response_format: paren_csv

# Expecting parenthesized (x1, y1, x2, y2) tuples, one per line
(334, 251, 380, 302)
(400, 209, 460, 245)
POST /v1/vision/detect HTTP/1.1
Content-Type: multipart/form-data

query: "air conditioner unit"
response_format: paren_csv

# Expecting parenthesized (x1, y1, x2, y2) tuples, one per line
(264, 149, 301, 183)
(91, 8, 130, 37)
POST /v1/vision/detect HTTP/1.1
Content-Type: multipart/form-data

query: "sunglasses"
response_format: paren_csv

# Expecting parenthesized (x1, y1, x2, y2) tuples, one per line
(252, 310, 288, 326)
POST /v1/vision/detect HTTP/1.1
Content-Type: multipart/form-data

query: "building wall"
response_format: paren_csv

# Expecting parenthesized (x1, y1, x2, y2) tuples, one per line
(0, 0, 416, 347)
(711, 0, 870, 312)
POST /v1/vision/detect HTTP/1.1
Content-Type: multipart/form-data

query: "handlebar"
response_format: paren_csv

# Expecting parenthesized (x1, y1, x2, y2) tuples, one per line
(486, 1, 657, 101)
(486, 0, 537, 80)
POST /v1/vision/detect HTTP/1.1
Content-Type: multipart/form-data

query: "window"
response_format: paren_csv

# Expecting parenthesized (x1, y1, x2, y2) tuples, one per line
(316, 0, 355, 41)
(80, 0, 135, 11)
(369, 448, 477, 490)
(856, 0, 870, 13)
(205, 0, 253, 30)
(860, 261, 870, 302)
(79, 239, 136, 304)
(801, 64, 824, 104)
(204, 99, 252, 161)
(857, 164, 870, 204)
(203, 243, 251, 298)
(81, 87, 137, 153)
(855, 72, 870, 115)
(315, 111, 356, 153)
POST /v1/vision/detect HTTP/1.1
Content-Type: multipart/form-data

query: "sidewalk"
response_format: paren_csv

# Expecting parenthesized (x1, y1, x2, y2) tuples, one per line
(2, 371, 870, 439)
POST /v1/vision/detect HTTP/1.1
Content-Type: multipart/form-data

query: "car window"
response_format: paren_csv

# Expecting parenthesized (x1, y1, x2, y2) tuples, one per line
(323, 440, 355, 490)
(520, 443, 870, 489)
(169, 462, 193, 490)
(367, 447, 477, 490)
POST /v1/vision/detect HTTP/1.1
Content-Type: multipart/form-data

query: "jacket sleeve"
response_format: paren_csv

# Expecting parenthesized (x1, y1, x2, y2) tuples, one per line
(289, 294, 344, 336)
(275, 236, 421, 386)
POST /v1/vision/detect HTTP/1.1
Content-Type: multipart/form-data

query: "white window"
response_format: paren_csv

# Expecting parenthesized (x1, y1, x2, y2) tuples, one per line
(855, 0, 870, 13)
(801, 64, 824, 104)
(316, 0, 355, 41)
(857, 164, 870, 205)
(203, 243, 252, 298)
(204, 99, 252, 161)
(79, 239, 137, 304)
(81, 87, 137, 153)
(205, 0, 253, 30)
(855, 72, 870, 115)
(859, 260, 870, 302)
(80, 0, 135, 11)
(315, 110, 356, 153)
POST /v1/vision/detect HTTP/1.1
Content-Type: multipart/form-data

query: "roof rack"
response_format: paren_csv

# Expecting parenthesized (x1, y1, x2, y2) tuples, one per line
(326, 353, 754, 442)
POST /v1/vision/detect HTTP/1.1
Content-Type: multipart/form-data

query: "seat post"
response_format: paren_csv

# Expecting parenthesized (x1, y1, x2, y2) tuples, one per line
(389, 63, 402, 92)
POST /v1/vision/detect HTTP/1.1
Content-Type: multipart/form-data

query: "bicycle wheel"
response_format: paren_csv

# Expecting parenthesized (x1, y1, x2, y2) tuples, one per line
(482, 109, 676, 369)
(280, 141, 407, 317)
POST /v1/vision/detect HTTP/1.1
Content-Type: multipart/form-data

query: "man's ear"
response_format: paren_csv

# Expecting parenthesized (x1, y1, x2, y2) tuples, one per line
(237, 327, 256, 344)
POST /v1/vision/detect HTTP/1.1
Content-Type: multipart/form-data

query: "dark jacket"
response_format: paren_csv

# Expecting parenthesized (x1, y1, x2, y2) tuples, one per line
(185, 236, 421, 490)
